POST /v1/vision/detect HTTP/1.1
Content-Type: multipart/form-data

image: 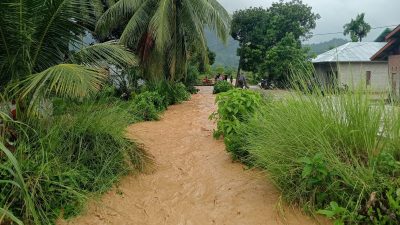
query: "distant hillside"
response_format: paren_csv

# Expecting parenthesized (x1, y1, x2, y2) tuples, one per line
(205, 30, 239, 68)
(305, 38, 348, 55)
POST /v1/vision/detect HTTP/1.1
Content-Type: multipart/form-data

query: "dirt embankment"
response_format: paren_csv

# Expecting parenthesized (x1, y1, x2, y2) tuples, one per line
(59, 86, 327, 225)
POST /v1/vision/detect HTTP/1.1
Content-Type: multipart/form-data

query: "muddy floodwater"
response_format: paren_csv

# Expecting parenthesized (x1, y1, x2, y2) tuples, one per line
(59, 86, 328, 225)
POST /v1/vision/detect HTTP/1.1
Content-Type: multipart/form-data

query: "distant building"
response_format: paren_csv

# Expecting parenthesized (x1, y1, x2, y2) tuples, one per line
(371, 25, 400, 96)
(312, 42, 389, 92)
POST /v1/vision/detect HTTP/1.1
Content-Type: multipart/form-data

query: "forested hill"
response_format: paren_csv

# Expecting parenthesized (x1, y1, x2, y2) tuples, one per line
(205, 29, 239, 68)
(304, 38, 349, 55)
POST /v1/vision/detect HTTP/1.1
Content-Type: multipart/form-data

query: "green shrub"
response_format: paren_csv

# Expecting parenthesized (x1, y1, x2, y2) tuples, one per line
(0, 103, 147, 224)
(171, 82, 191, 103)
(130, 91, 165, 121)
(185, 65, 200, 94)
(213, 80, 233, 94)
(210, 89, 262, 161)
(237, 89, 400, 224)
(146, 81, 190, 106)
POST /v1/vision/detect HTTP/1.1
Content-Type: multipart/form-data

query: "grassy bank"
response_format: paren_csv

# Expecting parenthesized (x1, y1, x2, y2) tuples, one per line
(0, 81, 191, 224)
(212, 84, 400, 224)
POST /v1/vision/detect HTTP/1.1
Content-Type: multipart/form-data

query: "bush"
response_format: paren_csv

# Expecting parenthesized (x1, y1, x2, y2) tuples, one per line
(130, 91, 165, 121)
(185, 65, 200, 94)
(146, 81, 190, 106)
(213, 80, 233, 94)
(237, 90, 400, 224)
(0, 103, 147, 224)
(210, 89, 262, 161)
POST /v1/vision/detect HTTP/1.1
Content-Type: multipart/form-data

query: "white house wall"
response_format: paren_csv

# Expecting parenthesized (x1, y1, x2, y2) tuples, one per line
(337, 62, 389, 92)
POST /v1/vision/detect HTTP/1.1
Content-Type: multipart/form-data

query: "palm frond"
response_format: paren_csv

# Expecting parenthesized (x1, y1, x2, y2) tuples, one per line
(68, 41, 137, 68)
(149, 0, 173, 51)
(18, 64, 107, 104)
(96, 0, 146, 38)
(118, 0, 155, 47)
(31, 0, 94, 72)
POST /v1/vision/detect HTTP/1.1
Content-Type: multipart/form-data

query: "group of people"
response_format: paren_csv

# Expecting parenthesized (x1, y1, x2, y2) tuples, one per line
(215, 73, 233, 84)
(214, 73, 249, 89)
(202, 73, 250, 89)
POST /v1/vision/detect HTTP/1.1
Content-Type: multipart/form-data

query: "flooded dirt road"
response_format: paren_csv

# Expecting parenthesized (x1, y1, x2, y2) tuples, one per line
(61, 86, 326, 225)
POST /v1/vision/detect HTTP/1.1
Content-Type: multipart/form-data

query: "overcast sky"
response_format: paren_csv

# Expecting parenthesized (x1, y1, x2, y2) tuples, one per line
(218, 0, 400, 44)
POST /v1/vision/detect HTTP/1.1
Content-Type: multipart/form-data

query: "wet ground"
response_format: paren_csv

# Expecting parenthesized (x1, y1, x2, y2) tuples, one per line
(59, 86, 327, 225)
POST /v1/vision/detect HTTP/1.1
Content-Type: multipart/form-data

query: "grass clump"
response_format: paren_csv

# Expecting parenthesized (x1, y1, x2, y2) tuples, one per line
(0, 102, 147, 224)
(234, 85, 400, 224)
(213, 80, 233, 94)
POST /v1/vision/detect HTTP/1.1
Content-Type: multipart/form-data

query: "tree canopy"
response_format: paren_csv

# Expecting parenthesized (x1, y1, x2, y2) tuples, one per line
(231, 0, 319, 86)
(0, 0, 135, 102)
(343, 13, 371, 42)
(96, 0, 231, 81)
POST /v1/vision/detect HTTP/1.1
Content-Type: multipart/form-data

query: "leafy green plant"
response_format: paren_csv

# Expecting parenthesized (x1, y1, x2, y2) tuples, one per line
(130, 91, 165, 121)
(171, 82, 191, 103)
(213, 81, 233, 94)
(210, 89, 262, 160)
(146, 81, 190, 106)
(317, 201, 350, 225)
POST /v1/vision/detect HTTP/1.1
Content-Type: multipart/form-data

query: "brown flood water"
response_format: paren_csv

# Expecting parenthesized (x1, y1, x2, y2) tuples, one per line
(59, 86, 329, 225)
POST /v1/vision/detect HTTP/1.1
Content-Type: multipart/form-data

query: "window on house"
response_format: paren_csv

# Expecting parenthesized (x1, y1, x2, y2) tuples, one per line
(366, 71, 371, 86)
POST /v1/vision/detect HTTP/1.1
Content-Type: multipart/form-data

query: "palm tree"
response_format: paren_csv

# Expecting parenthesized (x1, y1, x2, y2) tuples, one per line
(0, 0, 136, 108)
(343, 13, 371, 42)
(95, 0, 231, 81)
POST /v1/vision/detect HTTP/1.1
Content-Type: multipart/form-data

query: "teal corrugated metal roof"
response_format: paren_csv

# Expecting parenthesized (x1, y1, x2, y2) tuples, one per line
(312, 42, 387, 63)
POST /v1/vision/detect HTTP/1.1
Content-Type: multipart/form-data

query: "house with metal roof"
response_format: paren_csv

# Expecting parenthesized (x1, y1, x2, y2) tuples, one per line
(371, 25, 400, 96)
(312, 42, 389, 92)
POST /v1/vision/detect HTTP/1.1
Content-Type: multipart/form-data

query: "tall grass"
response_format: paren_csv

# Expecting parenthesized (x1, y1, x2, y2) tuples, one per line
(226, 75, 400, 223)
(1, 102, 148, 224)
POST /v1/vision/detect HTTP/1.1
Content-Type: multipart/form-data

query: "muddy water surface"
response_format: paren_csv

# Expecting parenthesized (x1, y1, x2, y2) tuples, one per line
(60, 86, 327, 225)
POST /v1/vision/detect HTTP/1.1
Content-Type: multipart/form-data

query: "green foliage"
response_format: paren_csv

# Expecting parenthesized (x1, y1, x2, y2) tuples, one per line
(210, 89, 262, 160)
(96, 0, 231, 80)
(343, 13, 371, 42)
(184, 65, 200, 94)
(0, 103, 147, 224)
(262, 33, 311, 86)
(0, 0, 135, 94)
(130, 91, 165, 121)
(0, 140, 40, 225)
(231, 0, 320, 83)
(233, 80, 400, 223)
(147, 81, 190, 106)
(213, 81, 233, 94)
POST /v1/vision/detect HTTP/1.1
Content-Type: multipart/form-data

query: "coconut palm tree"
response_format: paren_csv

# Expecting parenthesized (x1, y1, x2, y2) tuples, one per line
(95, 0, 231, 80)
(0, 0, 136, 106)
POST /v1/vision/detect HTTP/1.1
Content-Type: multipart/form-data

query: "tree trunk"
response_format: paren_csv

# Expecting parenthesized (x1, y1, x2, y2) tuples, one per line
(235, 56, 242, 87)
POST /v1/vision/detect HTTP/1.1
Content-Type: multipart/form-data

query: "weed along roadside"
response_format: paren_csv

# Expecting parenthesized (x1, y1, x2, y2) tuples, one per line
(211, 78, 400, 224)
